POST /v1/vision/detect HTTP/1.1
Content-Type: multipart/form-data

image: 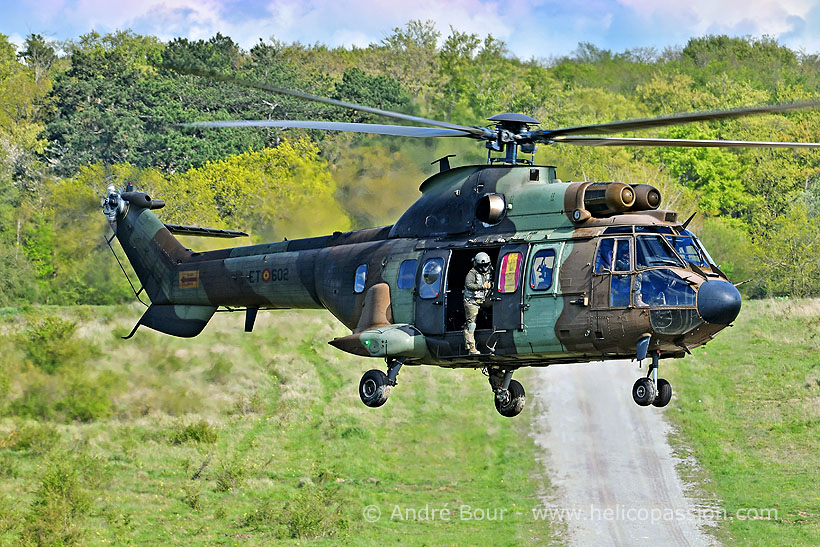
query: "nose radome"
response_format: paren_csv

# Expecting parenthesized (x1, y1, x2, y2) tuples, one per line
(697, 280, 742, 325)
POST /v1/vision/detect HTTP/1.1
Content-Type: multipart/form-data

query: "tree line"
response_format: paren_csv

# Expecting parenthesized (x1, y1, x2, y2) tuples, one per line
(2, 22, 820, 305)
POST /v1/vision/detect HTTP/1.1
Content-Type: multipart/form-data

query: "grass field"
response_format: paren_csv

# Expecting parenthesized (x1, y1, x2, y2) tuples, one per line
(664, 298, 820, 545)
(0, 305, 556, 545)
(3, 299, 818, 545)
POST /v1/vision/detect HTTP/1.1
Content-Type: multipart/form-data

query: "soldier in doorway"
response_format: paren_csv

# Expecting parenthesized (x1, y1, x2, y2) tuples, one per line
(464, 252, 493, 355)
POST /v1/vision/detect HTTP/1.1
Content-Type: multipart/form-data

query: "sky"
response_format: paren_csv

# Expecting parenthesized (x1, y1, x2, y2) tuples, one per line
(2, 0, 820, 60)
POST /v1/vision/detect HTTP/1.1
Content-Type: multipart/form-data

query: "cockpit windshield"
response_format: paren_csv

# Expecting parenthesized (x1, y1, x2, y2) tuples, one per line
(635, 235, 684, 269)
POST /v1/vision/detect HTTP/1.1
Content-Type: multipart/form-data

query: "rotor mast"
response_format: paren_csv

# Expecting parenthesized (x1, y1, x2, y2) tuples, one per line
(486, 113, 540, 164)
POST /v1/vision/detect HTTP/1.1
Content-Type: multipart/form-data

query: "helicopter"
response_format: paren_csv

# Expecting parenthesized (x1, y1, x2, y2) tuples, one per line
(101, 68, 820, 417)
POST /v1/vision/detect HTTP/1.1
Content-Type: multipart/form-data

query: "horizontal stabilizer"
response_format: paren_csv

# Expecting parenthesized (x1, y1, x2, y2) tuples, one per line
(164, 223, 248, 238)
(124, 304, 217, 339)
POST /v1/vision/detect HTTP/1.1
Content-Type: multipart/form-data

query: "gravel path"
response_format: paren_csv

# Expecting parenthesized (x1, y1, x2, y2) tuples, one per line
(528, 360, 720, 546)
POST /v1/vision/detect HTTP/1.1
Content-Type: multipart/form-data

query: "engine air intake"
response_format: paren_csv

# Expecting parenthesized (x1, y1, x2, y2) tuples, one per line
(631, 184, 661, 211)
(583, 182, 636, 216)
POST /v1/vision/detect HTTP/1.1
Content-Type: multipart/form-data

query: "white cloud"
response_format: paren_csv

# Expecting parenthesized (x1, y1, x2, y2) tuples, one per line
(7, 0, 820, 59)
(617, 0, 815, 36)
(14, 0, 524, 51)
(6, 33, 26, 53)
(263, 0, 515, 49)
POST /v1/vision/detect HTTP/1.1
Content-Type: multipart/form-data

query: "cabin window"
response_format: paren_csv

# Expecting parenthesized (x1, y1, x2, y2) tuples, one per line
(398, 259, 417, 289)
(633, 269, 696, 307)
(530, 250, 555, 290)
(354, 264, 367, 293)
(498, 252, 523, 293)
(635, 235, 684, 269)
(419, 258, 444, 299)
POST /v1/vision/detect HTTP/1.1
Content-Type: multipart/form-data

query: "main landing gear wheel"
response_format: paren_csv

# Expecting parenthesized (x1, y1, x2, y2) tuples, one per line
(358, 359, 404, 408)
(652, 378, 672, 407)
(359, 369, 391, 408)
(495, 379, 526, 417)
(486, 368, 526, 417)
(632, 377, 657, 406)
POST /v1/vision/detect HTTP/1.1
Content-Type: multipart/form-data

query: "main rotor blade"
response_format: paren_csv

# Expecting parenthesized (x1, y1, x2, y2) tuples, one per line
(552, 135, 820, 148)
(166, 64, 488, 137)
(537, 100, 820, 138)
(178, 120, 474, 138)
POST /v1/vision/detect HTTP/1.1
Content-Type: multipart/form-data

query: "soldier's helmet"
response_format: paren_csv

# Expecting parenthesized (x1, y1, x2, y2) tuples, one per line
(473, 252, 491, 272)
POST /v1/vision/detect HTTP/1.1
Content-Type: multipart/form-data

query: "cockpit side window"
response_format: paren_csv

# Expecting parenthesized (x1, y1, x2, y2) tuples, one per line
(594, 239, 615, 273)
(635, 235, 684, 269)
(596, 238, 631, 274)
(613, 238, 631, 272)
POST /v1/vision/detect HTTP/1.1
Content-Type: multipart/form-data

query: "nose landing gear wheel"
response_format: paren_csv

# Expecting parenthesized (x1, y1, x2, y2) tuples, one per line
(359, 369, 391, 408)
(632, 377, 657, 406)
(495, 379, 526, 417)
(652, 378, 672, 407)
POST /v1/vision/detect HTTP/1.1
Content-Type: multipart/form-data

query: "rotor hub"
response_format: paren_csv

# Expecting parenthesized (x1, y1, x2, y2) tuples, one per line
(102, 185, 125, 221)
(486, 113, 540, 163)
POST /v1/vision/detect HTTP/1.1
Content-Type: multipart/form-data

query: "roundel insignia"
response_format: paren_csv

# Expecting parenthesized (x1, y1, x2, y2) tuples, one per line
(262, 269, 271, 282)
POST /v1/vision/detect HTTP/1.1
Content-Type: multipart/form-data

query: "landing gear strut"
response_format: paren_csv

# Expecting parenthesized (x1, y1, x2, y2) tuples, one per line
(359, 358, 404, 408)
(632, 350, 673, 407)
(487, 367, 526, 417)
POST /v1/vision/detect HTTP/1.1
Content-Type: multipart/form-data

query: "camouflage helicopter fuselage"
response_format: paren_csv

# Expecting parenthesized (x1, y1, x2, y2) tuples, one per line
(105, 79, 814, 415)
(108, 163, 741, 374)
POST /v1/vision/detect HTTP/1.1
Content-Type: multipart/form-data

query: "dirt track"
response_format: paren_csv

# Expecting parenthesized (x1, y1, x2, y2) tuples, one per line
(529, 360, 720, 546)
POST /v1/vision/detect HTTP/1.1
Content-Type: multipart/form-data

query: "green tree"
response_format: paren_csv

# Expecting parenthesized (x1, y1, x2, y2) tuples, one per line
(678, 35, 801, 92)
(19, 33, 57, 85)
(379, 20, 440, 98)
(157, 139, 352, 241)
(332, 67, 411, 123)
(754, 202, 820, 296)
(45, 31, 162, 174)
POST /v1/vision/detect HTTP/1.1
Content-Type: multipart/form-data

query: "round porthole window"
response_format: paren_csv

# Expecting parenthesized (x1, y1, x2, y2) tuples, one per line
(422, 260, 441, 285)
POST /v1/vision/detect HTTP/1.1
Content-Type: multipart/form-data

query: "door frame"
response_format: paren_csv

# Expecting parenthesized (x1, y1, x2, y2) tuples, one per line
(414, 249, 451, 335)
(493, 243, 529, 331)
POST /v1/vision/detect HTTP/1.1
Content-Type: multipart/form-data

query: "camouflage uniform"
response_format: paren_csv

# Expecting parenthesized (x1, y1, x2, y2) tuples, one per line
(463, 266, 492, 353)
